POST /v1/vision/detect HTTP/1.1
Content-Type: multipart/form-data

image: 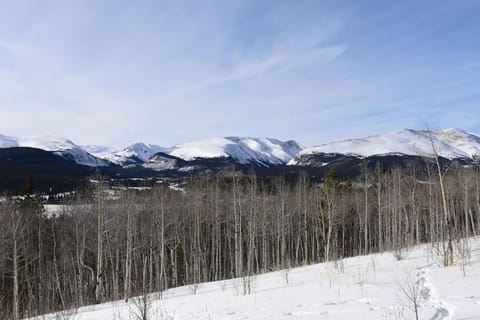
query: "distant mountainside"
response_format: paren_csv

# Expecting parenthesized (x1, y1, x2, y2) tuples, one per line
(0, 134, 108, 167)
(1, 128, 480, 193)
(81, 145, 119, 159)
(288, 128, 480, 166)
(0, 147, 94, 194)
(168, 137, 301, 166)
(81, 137, 301, 167)
(85, 143, 167, 165)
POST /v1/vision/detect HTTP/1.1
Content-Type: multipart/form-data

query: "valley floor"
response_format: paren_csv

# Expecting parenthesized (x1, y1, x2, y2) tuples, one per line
(35, 239, 480, 320)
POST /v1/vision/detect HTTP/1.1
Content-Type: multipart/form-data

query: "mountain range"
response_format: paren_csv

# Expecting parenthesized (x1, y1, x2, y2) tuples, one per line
(1, 128, 479, 193)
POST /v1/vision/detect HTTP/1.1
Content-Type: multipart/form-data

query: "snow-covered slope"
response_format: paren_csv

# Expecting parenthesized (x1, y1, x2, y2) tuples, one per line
(169, 137, 301, 166)
(142, 153, 184, 171)
(95, 137, 301, 167)
(1, 134, 300, 168)
(82, 145, 119, 158)
(433, 128, 480, 158)
(5, 128, 480, 169)
(34, 237, 480, 320)
(0, 134, 108, 167)
(289, 128, 480, 165)
(0, 134, 18, 147)
(96, 143, 167, 165)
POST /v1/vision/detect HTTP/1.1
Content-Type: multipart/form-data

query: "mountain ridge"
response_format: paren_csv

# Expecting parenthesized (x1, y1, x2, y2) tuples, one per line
(2, 128, 480, 193)
(0, 134, 108, 167)
(288, 128, 480, 165)
(2, 128, 480, 171)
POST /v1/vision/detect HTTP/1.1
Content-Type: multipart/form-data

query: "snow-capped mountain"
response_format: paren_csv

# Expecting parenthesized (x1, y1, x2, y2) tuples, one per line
(0, 134, 108, 167)
(169, 137, 301, 166)
(82, 145, 119, 158)
(1, 134, 301, 168)
(288, 128, 480, 165)
(4, 128, 480, 171)
(92, 143, 167, 165)
(6, 128, 480, 194)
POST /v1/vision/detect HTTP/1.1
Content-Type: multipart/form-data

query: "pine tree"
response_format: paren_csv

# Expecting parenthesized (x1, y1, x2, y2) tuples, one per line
(22, 176, 34, 196)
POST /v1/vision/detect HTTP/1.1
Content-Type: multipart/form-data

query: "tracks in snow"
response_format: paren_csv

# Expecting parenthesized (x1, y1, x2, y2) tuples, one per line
(416, 268, 456, 320)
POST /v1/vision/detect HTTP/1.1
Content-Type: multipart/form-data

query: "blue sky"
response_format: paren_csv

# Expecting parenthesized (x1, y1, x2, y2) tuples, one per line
(0, 0, 479, 148)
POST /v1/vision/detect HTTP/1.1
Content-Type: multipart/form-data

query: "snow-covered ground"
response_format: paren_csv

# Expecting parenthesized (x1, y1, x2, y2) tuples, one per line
(35, 238, 480, 320)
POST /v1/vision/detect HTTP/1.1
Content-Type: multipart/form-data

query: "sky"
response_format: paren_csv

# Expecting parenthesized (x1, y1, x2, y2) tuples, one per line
(0, 0, 479, 148)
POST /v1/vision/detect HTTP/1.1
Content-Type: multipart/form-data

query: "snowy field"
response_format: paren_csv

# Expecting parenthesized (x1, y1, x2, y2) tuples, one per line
(35, 238, 480, 320)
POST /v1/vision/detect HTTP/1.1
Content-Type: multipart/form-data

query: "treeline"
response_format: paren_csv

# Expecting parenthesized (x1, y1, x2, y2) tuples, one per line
(1, 161, 479, 319)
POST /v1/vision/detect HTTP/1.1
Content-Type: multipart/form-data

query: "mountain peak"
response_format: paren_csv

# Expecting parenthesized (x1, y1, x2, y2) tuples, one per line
(3, 129, 480, 170)
(0, 134, 108, 167)
(169, 136, 301, 166)
(92, 142, 167, 165)
(289, 128, 480, 165)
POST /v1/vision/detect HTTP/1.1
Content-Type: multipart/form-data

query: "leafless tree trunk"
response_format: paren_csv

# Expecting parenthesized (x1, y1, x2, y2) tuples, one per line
(11, 203, 21, 320)
(396, 271, 421, 320)
(124, 193, 133, 302)
(428, 130, 453, 266)
(95, 181, 105, 303)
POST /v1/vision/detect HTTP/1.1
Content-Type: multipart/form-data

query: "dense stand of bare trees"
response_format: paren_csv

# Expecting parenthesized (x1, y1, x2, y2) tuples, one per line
(1, 161, 480, 318)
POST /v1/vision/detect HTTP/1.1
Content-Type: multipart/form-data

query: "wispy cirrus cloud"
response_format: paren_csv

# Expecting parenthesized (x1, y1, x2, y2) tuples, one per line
(0, 0, 479, 147)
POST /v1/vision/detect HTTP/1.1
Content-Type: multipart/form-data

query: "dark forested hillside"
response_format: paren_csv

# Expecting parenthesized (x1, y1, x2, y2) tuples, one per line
(0, 147, 94, 194)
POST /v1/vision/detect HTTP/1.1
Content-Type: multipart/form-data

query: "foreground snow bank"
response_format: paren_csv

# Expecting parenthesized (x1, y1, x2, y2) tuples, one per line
(34, 238, 480, 320)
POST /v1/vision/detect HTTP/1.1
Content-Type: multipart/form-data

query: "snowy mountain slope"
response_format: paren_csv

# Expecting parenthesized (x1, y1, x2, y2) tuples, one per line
(432, 128, 480, 158)
(1, 133, 301, 168)
(82, 145, 119, 158)
(142, 153, 185, 171)
(34, 237, 480, 320)
(289, 128, 480, 165)
(0, 134, 108, 167)
(169, 137, 301, 166)
(0, 134, 18, 147)
(95, 143, 168, 165)
(4, 128, 480, 170)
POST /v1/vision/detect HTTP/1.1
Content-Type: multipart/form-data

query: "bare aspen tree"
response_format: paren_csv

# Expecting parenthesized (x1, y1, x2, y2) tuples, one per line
(274, 177, 287, 269)
(233, 174, 243, 278)
(244, 172, 257, 294)
(361, 162, 370, 254)
(396, 271, 422, 320)
(10, 200, 22, 320)
(428, 129, 453, 266)
(95, 179, 105, 303)
(474, 162, 480, 235)
(461, 167, 473, 239)
(72, 200, 93, 308)
(300, 173, 309, 265)
(153, 188, 167, 294)
(124, 191, 133, 302)
(212, 178, 222, 280)
(321, 168, 338, 262)
(376, 164, 384, 252)
(51, 218, 66, 310)
(408, 163, 420, 246)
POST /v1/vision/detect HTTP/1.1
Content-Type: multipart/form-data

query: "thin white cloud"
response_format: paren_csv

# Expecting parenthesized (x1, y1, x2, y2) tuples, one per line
(0, 1, 478, 148)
